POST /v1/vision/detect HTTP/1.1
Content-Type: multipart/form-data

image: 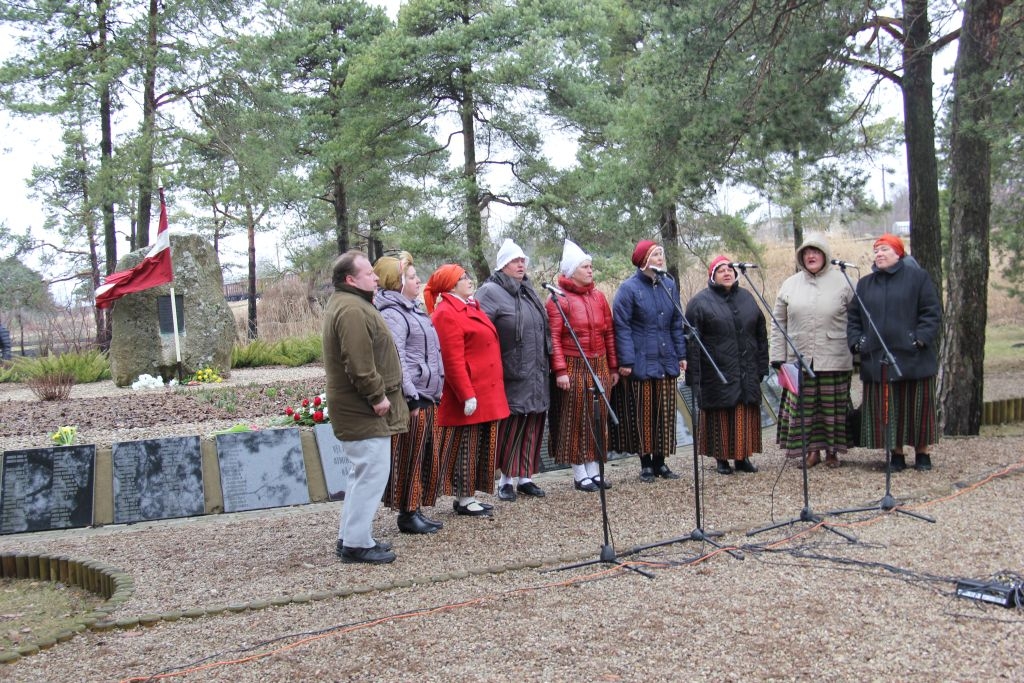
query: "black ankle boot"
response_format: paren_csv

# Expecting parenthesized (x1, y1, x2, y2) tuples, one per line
(888, 452, 907, 473)
(639, 454, 655, 482)
(398, 510, 438, 534)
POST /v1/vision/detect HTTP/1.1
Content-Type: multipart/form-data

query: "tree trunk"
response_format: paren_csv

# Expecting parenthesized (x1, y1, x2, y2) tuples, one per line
(135, 0, 160, 248)
(460, 68, 487, 282)
(658, 203, 680, 281)
(938, 0, 1013, 436)
(901, 0, 944, 299)
(97, 2, 117, 277)
(246, 203, 258, 340)
(332, 167, 349, 255)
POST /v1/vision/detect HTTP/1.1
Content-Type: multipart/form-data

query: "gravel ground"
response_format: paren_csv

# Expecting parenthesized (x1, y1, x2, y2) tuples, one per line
(1, 367, 1023, 681)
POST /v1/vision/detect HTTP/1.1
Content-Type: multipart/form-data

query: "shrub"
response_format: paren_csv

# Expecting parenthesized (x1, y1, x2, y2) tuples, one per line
(231, 335, 322, 368)
(26, 371, 76, 401)
(3, 350, 110, 384)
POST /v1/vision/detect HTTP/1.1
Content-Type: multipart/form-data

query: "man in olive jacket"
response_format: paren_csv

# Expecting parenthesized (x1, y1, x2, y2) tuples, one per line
(323, 251, 409, 564)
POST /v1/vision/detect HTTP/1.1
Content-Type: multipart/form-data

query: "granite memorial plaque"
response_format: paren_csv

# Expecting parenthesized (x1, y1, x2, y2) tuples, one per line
(215, 429, 309, 512)
(313, 423, 350, 501)
(112, 436, 205, 524)
(0, 445, 96, 534)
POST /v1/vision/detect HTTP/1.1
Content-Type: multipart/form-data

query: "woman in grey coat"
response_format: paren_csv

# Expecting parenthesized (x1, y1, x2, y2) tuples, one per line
(475, 238, 552, 502)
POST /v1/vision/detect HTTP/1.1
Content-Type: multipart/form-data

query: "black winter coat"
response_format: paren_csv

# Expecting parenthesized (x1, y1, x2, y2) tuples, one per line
(684, 282, 769, 410)
(846, 258, 942, 383)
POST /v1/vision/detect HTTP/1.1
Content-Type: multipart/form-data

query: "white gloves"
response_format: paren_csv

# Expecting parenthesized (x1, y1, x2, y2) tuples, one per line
(464, 397, 478, 416)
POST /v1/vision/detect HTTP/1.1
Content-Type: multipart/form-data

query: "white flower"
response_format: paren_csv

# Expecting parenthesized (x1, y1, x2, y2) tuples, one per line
(131, 374, 166, 390)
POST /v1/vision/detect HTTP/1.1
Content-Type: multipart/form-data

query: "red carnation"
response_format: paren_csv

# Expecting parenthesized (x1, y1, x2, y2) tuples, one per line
(313, 396, 322, 407)
(293, 413, 301, 422)
(285, 406, 294, 416)
(302, 398, 310, 407)
(313, 410, 324, 422)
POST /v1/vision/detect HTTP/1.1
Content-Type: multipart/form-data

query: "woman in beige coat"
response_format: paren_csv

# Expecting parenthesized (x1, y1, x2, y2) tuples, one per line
(770, 234, 854, 468)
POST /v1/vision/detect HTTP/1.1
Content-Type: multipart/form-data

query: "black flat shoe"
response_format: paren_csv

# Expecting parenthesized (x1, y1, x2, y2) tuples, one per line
(339, 545, 396, 564)
(452, 500, 493, 513)
(655, 464, 680, 479)
(716, 460, 734, 475)
(397, 510, 439, 534)
(498, 483, 517, 501)
(516, 481, 546, 497)
(415, 510, 443, 530)
(639, 467, 655, 483)
(734, 458, 758, 473)
(336, 539, 392, 556)
(574, 477, 599, 492)
(453, 500, 493, 517)
(592, 475, 612, 489)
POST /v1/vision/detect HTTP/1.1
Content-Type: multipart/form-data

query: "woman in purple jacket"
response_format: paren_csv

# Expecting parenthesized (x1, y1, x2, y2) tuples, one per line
(374, 252, 446, 534)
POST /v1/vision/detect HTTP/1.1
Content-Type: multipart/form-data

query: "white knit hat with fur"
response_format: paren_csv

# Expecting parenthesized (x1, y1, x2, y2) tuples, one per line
(560, 239, 592, 278)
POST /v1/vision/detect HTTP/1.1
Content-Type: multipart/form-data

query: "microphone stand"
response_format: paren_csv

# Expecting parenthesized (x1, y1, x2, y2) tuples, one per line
(543, 289, 654, 578)
(737, 265, 857, 542)
(626, 270, 743, 560)
(822, 264, 935, 524)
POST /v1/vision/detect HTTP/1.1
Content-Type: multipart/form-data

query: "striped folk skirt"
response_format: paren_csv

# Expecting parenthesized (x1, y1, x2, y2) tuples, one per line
(495, 412, 546, 478)
(548, 355, 613, 465)
(431, 420, 499, 498)
(383, 403, 440, 512)
(775, 370, 852, 457)
(610, 376, 678, 458)
(859, 377, 937, 450)
(697, 402, 762, 461)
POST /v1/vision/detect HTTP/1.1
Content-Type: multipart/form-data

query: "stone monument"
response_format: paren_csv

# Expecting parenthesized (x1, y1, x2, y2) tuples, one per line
(108, 234, 236, 386)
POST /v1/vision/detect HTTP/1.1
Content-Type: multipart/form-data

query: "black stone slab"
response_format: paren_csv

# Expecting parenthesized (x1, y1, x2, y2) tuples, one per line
(313, 424, 350, 501)
(215, 429, 310, 513)
(0, 446, 96, 534)
(112, 436, 205, 524)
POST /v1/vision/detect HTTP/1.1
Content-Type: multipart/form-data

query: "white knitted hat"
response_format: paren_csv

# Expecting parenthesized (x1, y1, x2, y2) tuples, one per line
(560, 239, 592, 277)
(495, 238, 528, 271)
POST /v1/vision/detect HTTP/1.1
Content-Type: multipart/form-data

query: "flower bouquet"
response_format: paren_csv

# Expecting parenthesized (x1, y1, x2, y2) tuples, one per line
(273, 393, 329, 426)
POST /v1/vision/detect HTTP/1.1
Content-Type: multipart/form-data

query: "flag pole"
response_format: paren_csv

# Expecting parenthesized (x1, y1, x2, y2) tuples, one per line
(158, 184, 183, 383)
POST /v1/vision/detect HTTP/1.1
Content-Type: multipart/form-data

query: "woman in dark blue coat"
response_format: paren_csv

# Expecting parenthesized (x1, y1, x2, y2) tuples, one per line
(846, 233, 942, 472)
(611, 240, 687, 482)
(684, 255, 769, 475)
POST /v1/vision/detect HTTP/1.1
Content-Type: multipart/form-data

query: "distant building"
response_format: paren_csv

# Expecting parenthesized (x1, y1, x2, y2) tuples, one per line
(891, 220, 911, 236)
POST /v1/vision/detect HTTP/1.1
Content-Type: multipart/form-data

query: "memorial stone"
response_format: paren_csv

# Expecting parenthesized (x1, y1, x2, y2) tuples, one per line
(112, 436, 205, 524)
(108, 233, 235, 386)
(1, 446, 96, 534)
(313, 423, 350, 501)
(215, 429, 309, 513)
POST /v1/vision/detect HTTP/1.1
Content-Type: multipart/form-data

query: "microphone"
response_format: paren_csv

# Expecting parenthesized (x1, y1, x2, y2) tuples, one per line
(830, 259, 857, 268)
(729, 262, 758, 269)
(542, 282, 566, 297)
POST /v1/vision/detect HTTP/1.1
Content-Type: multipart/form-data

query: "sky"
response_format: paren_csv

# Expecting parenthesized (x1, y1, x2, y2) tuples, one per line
(2, 1, 953, 302)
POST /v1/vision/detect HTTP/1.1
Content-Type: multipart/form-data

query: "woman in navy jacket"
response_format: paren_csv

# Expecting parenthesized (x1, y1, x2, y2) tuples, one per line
(685, 255, 769, 474)
(611, 240, 687, 482)
(846, 234, 942, 472)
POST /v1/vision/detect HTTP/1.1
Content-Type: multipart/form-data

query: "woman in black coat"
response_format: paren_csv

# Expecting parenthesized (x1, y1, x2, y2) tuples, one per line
(684, 255, 769, 475)
(846, 233, 942, 472)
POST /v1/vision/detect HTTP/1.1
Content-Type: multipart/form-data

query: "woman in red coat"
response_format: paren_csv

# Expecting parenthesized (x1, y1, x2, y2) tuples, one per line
(546, 239, 619, 492)
(424, 264, 510, 517)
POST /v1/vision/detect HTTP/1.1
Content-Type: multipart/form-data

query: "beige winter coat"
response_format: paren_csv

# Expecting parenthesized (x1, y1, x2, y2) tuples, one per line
(770, 234, 854, 372)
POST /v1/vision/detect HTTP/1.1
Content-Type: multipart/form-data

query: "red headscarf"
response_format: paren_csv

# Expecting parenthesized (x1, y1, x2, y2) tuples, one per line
(423, 264, 466, 313)
(631, 240, 659, 268)
(873, 233, 906, 257)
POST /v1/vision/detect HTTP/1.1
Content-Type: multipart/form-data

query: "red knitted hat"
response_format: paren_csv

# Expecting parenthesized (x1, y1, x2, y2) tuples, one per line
(631, 240, 659, 268)
(708, 254, 733, 280)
